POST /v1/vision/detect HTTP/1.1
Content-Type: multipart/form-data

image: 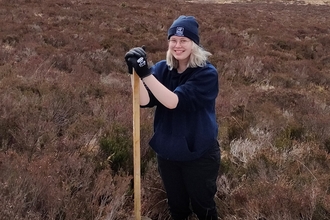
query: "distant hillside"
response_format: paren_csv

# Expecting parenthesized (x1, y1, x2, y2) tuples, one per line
(192, 0, 330, 5)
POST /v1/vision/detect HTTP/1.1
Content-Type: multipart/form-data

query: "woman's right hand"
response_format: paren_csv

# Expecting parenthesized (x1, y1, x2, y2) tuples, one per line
(124, 46, 151, 79)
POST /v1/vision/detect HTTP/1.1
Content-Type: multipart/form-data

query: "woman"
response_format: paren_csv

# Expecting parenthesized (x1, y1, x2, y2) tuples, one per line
(125, 15, 220, 220)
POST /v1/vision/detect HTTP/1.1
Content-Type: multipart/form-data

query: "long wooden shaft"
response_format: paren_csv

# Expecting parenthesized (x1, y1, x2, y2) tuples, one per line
(132, 69, 141, 220)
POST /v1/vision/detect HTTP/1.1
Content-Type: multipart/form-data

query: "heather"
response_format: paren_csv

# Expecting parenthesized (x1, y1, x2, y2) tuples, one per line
(0, 0, 329, 219)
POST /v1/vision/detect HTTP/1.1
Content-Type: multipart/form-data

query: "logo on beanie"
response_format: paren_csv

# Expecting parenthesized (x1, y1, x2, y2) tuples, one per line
(175, 27, 184, 37)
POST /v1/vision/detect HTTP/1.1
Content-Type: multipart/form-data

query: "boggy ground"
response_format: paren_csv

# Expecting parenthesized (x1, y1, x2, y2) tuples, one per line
(0, 0, 330, 219)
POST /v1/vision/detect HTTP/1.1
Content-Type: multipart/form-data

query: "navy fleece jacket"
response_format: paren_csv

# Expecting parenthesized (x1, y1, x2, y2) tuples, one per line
(142, 60, 219, 161)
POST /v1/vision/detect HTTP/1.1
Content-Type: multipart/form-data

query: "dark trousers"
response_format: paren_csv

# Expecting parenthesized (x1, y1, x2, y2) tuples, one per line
(157, 145, 220, 220)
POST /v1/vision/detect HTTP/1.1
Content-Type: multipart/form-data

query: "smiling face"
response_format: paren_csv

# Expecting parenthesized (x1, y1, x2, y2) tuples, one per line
(168, 36, 193, 65)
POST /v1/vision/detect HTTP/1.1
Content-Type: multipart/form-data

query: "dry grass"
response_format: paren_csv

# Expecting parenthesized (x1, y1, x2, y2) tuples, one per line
(0, 0, 330, 219)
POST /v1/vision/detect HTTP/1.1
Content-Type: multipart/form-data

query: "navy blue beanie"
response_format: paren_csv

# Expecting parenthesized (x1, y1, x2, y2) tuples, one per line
(167, 15, 199, 45)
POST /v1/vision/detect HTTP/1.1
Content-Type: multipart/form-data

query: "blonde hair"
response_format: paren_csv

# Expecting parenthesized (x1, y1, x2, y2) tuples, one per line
(166, 42, 212, 70)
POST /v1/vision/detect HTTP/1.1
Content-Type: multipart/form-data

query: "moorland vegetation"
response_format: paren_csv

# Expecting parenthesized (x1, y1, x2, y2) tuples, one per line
(0, 0, 330, 219)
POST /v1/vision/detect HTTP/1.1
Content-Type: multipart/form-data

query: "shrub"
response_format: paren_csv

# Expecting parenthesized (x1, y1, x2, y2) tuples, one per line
(99, 126, 133, 173)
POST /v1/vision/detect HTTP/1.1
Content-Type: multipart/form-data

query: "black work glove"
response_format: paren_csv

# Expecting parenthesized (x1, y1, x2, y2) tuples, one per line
(124, 46, 151, 79)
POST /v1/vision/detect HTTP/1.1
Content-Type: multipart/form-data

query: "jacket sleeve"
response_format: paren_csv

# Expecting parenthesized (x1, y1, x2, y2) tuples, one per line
(174, 64, 219, 111)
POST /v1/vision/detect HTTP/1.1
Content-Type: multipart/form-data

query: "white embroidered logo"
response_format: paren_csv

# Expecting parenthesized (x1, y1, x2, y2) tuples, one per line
(176, 27, 184, 36)
(137, 57, 146, 67)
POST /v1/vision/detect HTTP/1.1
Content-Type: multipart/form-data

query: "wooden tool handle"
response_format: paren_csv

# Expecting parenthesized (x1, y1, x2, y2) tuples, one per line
(132, 69, 141, 220)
